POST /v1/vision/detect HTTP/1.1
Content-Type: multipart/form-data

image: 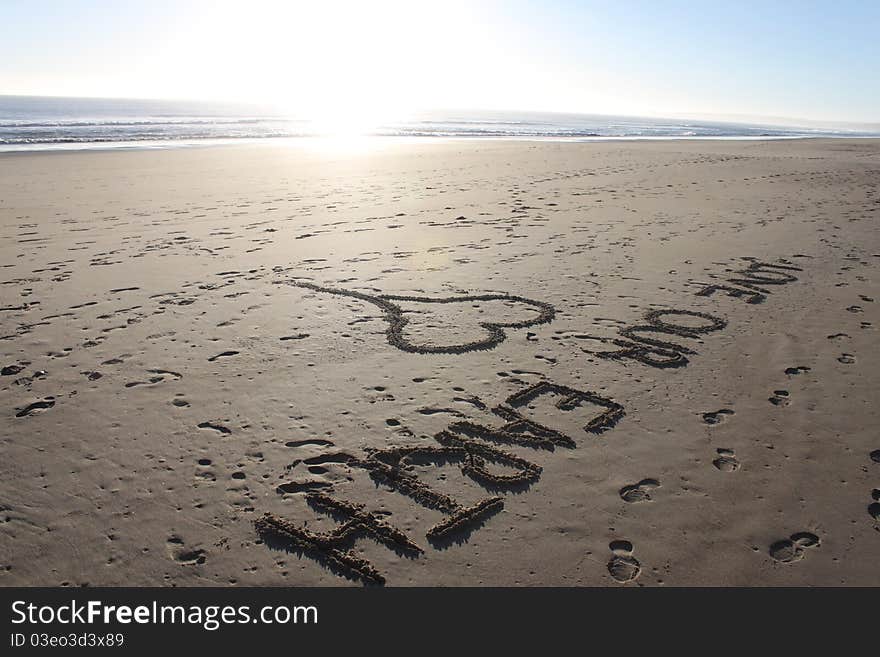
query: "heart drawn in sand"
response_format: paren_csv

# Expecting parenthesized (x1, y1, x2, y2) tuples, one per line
(288, 280, 556, 354)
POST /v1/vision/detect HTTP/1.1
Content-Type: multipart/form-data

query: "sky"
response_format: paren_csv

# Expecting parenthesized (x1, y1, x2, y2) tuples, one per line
(1, 0, 878, 125)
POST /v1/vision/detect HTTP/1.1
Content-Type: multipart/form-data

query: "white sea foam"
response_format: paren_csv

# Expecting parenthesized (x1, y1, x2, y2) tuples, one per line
(1, 96, 876, 151)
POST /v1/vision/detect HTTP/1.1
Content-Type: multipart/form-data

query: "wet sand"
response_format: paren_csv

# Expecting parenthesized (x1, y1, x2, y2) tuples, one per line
(1, 138, 878, 586)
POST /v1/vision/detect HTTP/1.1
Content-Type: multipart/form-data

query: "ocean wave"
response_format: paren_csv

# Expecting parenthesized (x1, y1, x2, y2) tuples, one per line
(0, 132, 305, 145)
(1, 96, 876, 149)
(0, 118, 303, 128)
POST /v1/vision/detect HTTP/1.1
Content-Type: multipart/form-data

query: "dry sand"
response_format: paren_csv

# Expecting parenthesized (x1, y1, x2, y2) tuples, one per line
(1, 138, 878, 586)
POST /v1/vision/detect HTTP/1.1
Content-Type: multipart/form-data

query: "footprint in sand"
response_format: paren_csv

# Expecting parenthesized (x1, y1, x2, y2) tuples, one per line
(285, 438, 335, 448)
(784, 366, 811, 376)
(702, 408, 734, 425)
(769, 532, 820, 563)
(207, 350, 239, 362)
(197, 421, 231, 435)
(276, 481, 333, 494)
(607, 540, 641, 583)
(194, 459, 216, 482)
(619, 478, 661, 503)
(166, 536, 207, 565)
(837, 353, 856, 364)
(712, 448, 740, 472)
(869, 490, 880, 522)
(277, 439, 342, 493)
(101, 354, 131, 365)
(768, 390, 790, 406)
(279, 333, 309, 341)
(868, 452, 879, 522)
(12, 370, 46, 388)
(125, 369, 182, 388)
(303, 453, 357, 469)
(15, 397, 55, 418)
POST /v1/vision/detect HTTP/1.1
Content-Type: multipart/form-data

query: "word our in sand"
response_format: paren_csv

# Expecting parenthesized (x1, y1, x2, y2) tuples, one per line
(256, 381, 624, 584)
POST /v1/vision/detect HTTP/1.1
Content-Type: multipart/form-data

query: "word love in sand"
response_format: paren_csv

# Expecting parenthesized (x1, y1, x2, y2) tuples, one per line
(592, 258, 803, 369)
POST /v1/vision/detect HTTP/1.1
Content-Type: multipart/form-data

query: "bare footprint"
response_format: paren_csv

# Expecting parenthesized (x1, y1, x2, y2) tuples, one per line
(280, 333, 310, 341)
(285, 439, 335, 448)
(166, 535, 207, 565)
(125, 369, 182, 388)
(15, 397, 55, 418)
(208, 350, 239, 362)
(619, 478, 661, 503)
(607, 540, 641, 583)
(769, 532, 820, 563)
(197, 421, 231, 435)
(712, 448, 740, 472)
(276, 481, 333, 494)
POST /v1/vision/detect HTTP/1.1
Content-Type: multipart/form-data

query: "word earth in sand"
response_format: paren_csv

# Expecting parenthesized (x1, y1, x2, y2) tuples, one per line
(256, 381, 624, 585)
(285, 280, 556, 354)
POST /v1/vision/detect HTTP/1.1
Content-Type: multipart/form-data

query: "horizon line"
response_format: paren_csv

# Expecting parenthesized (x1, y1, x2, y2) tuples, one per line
(2, 93, 878, 132)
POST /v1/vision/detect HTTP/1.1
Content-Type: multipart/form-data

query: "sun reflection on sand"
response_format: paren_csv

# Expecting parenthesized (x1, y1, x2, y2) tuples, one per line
(302, 133, 383, 155)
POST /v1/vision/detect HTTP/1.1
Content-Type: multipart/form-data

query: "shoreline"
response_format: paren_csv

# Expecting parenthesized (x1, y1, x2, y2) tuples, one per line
(3, 133, 880, 156)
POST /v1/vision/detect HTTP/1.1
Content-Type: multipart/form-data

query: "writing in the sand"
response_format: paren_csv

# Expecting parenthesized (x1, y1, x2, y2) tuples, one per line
(254, 257, 802, 584)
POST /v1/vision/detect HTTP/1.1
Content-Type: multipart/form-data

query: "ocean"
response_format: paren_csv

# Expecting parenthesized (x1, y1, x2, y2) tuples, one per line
(1, 95, 877, 151)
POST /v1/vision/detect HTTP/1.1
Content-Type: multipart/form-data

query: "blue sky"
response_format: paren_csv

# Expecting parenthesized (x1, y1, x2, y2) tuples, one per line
(1, 0, 878, 124)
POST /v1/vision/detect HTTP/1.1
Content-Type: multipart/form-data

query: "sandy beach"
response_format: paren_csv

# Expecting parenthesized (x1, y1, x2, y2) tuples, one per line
(1, 137, 878, 586)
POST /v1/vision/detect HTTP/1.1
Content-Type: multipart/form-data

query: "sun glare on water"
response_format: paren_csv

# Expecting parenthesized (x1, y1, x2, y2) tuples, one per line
(209, 2, 426, 128)
(154, 0, 502, 144)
